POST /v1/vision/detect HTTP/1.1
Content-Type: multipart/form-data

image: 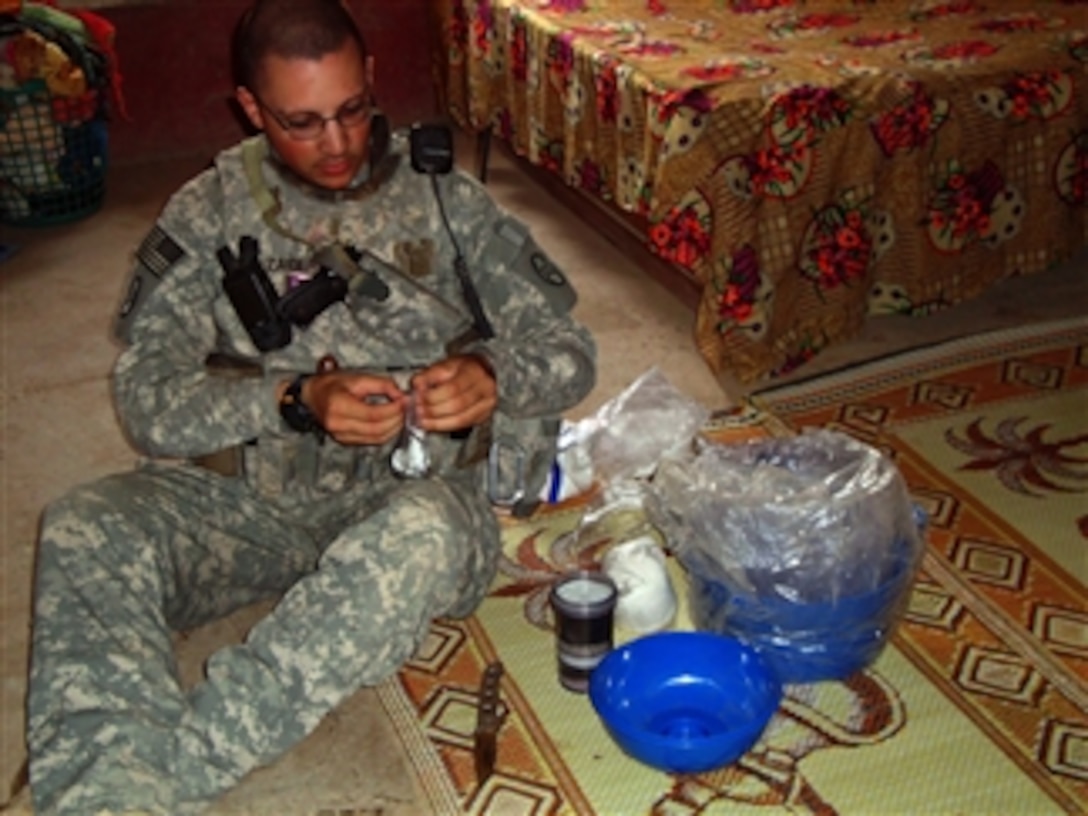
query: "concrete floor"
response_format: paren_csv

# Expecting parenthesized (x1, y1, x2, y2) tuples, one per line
(1, 138, 1085, 813)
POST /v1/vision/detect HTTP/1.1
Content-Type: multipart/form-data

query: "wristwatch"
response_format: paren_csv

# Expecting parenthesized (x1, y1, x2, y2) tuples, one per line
(279, 374, 320, 434)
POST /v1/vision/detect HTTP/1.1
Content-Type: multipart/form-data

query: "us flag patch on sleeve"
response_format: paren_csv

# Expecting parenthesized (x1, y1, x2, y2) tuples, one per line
(135, 226, 184, 278)
(113, 226, 186, 342)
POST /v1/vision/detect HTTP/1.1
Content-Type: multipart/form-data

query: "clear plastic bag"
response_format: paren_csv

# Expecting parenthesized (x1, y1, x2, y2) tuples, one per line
(585, 367, 710, 484)
(542, 366, 710, 506)
(645, 429, 925, 682)
(557, 364, 710, 569)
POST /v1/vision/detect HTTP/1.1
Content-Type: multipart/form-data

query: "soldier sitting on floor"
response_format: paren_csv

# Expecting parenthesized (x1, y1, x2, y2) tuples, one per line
(21, 1, 596, 813)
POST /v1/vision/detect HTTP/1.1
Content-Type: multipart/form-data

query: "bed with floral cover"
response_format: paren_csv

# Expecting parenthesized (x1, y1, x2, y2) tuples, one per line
(438, 0, 1088, 384)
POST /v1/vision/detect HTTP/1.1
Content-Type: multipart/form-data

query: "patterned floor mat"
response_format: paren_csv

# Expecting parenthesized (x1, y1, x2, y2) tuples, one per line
(383, 317, 1087, 815)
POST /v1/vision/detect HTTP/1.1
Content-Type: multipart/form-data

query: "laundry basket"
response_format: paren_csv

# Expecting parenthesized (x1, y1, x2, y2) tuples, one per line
(1, 14, 111, 226)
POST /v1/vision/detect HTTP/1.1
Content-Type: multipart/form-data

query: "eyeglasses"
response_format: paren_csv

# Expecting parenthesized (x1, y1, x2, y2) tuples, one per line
(255, 92, 372, 141)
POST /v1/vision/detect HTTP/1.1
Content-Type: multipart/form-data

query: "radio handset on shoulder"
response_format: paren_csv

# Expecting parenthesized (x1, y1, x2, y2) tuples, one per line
(410, 123, 494, 341)
(409, 123, 454, 175)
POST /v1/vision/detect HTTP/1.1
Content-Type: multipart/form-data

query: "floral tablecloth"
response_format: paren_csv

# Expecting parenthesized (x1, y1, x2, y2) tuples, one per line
(440, 0, 1088, 383)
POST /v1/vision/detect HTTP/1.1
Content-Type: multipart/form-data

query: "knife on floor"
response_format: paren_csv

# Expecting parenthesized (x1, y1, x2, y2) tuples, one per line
(474, 661, 505, 786)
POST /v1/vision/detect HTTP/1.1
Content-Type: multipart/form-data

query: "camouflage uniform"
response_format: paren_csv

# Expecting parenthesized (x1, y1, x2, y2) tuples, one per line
(26, 131, 596, 814)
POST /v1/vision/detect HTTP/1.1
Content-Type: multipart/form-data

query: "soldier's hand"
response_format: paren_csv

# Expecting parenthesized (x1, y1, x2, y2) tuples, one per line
(303, 372, 408, 446)
(412, 354, 497, 432)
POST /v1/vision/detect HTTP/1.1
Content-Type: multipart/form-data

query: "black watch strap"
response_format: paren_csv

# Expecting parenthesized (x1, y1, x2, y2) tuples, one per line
(279, 374, 320, 434)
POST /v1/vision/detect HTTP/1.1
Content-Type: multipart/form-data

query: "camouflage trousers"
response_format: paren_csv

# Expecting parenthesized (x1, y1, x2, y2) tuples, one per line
(26, 461, 499, 815)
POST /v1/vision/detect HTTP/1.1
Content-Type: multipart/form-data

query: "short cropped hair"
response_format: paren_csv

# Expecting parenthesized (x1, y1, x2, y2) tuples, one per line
(233, 0, 368, 92)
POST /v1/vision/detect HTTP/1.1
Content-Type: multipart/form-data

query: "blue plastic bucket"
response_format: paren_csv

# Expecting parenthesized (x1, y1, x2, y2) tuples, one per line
(683, 529, 920, 683)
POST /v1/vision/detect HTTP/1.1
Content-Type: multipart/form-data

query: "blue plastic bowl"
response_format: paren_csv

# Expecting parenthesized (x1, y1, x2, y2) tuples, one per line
(588, 631, 782, 774)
